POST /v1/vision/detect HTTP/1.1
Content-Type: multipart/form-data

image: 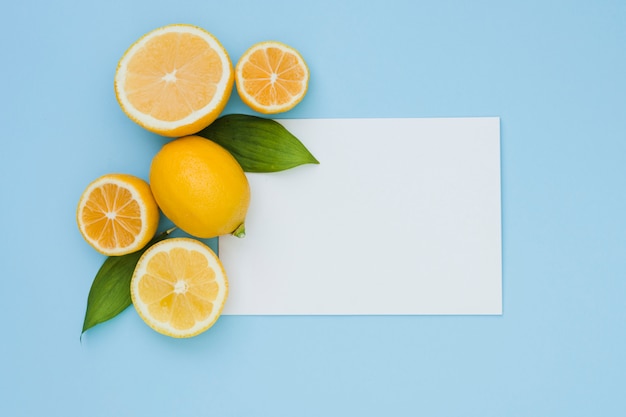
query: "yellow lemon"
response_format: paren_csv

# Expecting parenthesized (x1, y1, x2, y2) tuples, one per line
(149, 135, 250, 238)
(235, 41, 309, 114)
(114, 24, 234, 137)
(130, 237, 228, 338)
(76, 173, 159, 256)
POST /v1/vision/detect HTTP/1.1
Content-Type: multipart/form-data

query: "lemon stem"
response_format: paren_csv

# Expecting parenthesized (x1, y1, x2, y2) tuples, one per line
(232, 223, 246, 238)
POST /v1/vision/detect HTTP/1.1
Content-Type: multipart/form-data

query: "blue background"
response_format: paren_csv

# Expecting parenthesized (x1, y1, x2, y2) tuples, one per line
(1, 0, 625, 415)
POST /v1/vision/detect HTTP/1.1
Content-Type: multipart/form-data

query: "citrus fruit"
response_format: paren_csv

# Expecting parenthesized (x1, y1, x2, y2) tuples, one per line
(235, 41, 309, 114)
(76, 173, 159, 256)
(114, 24, 234, 137)
(130, 237, 228, 338)
(149, 135, 250, 239)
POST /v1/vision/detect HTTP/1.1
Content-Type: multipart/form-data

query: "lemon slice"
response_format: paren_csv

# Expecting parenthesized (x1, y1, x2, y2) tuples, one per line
(114, 24, 234, 137)
(235, 41, 309, 114)
(130, 238, 228, 338)
(76, 173, 159, 256)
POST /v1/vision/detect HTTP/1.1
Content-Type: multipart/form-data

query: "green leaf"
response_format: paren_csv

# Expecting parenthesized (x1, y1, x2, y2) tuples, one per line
(198, 114, 319, 172)
(81, 229, 173, 336)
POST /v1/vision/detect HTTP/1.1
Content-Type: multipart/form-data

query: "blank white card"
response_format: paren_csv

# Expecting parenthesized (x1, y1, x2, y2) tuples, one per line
(219, 118, 502, 315)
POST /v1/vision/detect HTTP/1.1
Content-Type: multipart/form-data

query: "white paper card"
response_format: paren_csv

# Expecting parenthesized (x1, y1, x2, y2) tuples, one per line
(219, 118, 502, 315)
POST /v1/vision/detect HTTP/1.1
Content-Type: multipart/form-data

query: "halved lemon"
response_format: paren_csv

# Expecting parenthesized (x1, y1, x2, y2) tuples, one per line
(130, 238, 228, 338)
(114, 24, 234, 137)
(76, 173, 159, 256)
(235, 41, 309, 114)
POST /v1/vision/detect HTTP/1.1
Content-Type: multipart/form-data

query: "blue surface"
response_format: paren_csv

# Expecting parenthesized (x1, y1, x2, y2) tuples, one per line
(1, 0, 625, 415)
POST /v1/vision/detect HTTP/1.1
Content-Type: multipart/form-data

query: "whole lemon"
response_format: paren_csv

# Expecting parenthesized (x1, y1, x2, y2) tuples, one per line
(149, 136, 250, 238)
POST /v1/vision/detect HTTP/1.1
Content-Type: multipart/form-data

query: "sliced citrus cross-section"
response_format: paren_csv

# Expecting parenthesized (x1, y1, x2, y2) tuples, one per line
(76, 173, 159, 256)
(235, 41, 309, 114)
(114, 24, 234, 137)
(130, 238, 228, 338)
